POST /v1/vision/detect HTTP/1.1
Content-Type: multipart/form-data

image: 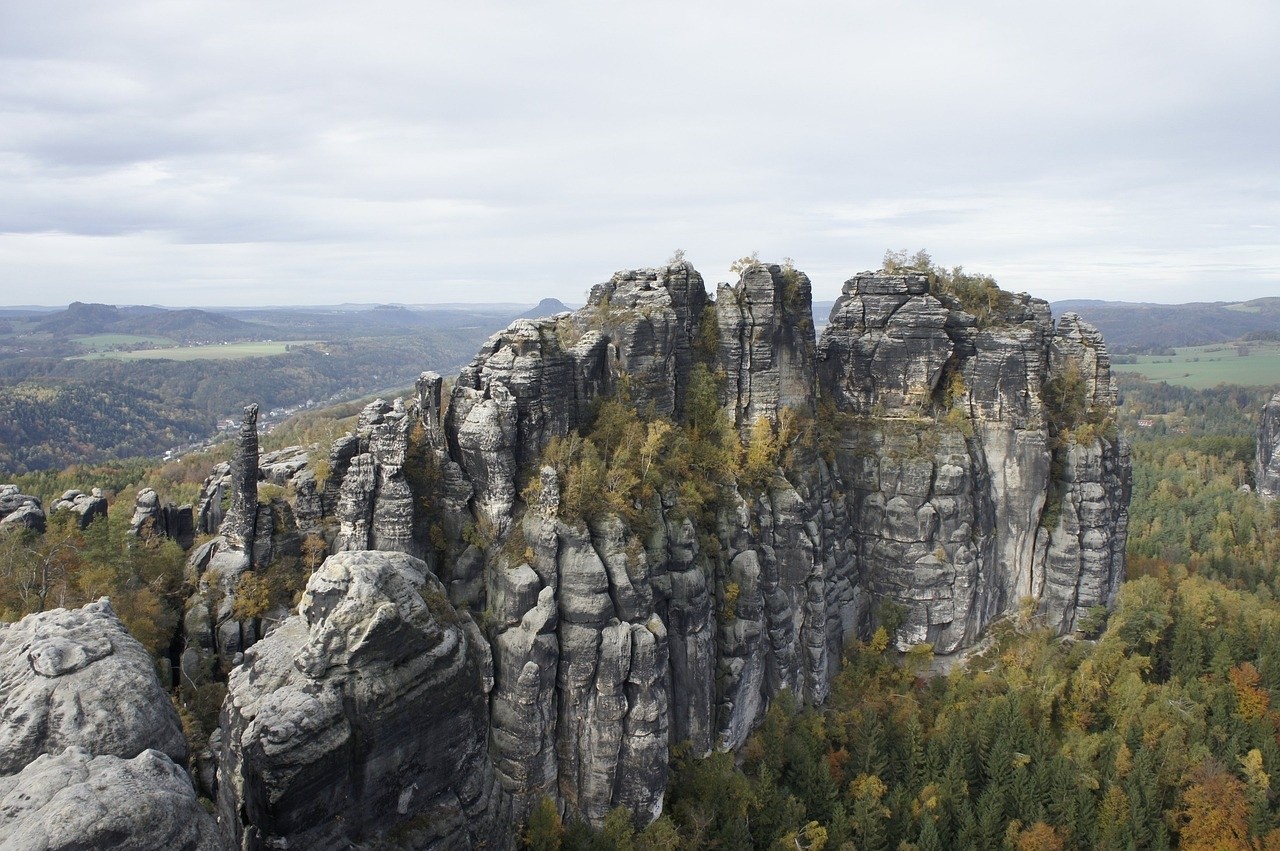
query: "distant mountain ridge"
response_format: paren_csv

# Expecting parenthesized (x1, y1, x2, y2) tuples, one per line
(36, 302, 262, 341)
(1051, 296, 1280, 351)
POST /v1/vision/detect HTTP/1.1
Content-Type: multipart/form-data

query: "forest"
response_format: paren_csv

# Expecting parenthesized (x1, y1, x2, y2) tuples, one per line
(3, 370, 1280, 849)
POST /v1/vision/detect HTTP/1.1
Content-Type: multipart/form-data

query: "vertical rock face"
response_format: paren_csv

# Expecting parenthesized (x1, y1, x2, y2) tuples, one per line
(221, 404, 260, 551)
(333, 399, 417, 555)
(1257, 391, 1280, 499)
(196, 257, 1131, 843)
(819, 272, 954, 416)
(129, 487, 195, 548)
(218, 550, 502, 850)
(717, 263, 817, 426)
(395, 259, 1131, 831)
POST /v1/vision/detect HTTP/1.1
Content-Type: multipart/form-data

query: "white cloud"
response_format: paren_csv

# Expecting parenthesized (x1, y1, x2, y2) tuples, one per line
(0, 0, 1277, 305)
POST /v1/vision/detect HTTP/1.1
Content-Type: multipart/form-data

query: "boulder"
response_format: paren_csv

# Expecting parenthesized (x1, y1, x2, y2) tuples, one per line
(0, 747, 218, 850)
(0, 599, 187, 775)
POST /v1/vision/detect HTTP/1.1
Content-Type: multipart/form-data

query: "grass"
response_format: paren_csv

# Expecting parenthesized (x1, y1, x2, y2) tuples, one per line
(71, 334, 176, 351)
(70, 340, 320, 361)
(1112, 341, 1280, 388)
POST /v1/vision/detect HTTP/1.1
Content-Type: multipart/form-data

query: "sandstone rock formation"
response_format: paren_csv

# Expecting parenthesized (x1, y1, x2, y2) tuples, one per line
(391, 259, 1131, 830)
(0, 485, 45, 533)
(128, 487, 195, 548)
(0, 748, 219, 851)
(1258, 391, 1280, 499)
(49, 488, 107, 529)
(178, 256, 1130, 841)
(0, 600, 216, 850)
(0, 599, 188, 773)
(218, 550, 503, 849)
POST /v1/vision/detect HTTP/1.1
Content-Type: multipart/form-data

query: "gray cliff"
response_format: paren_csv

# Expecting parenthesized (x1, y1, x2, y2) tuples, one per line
(403, 261, 1130, 830)
(217, 550, 502, 849)
(1258, 391, 1280, 499)
(0, 485, 45, 534)
(180, 257, 1130, 843)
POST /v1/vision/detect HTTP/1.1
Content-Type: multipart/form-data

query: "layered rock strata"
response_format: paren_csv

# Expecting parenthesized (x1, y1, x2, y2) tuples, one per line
(129, 487, 196, 548)
(0, 485, 45, 533)
(409, 261, 1130, 830)
(210, 258, 1130, 840)
(217, 550, 502, 849)
(0, 599, 188, 773)
(49, 488, 107, 529)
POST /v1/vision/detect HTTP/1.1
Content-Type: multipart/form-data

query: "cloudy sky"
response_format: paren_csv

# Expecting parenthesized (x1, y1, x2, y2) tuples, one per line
(2, 1, 1277, 307)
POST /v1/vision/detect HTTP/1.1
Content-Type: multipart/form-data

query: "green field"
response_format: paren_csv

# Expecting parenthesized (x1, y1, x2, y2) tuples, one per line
(1112, 341, 1280, 388)
(71, 334, 177, 351)
(72, 340, 319, 361)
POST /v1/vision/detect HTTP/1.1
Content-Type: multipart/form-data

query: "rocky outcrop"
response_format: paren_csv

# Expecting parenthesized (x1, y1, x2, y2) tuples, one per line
(0, 485, 45, 534)
(129, 487, 195, 548)
(0, 748, 219, 851)
(222, 404, 260, 551)
(717, 263, 817, 426)
(141, 256, 1130, 843)
(0, 599, 188, 774)
(0, 601, 215, 850)
(218, 550, 503, 850)
(49, 488, 108, 530)
(1258, 391, 1280, 499)
(332, 399, 417, 555)
(403, 259, 1132, 830)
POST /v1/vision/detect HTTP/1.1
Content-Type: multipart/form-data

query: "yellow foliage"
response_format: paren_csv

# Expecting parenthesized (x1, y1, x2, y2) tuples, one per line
(231, 572, 272, 621)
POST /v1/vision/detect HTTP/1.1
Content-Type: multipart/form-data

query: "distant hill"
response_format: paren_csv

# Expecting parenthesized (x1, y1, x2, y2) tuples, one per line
(37, 302, 263, 342)
(518, 298, 571, 320)
(1051, 297, 1280, 352)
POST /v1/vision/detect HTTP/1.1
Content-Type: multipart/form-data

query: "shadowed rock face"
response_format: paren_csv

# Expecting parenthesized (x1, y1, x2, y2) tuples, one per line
(0, 485, 45, 534)
(50, 489, 107, 530)
(218, 550, 504, 850)
(1258, 391, 1280, 499)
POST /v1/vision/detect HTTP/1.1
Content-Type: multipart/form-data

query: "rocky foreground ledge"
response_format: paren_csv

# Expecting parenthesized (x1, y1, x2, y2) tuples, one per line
(0, 600, 218, 850)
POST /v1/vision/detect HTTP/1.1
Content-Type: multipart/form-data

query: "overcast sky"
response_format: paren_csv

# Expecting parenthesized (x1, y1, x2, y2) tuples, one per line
(2, 1, 1277, 307)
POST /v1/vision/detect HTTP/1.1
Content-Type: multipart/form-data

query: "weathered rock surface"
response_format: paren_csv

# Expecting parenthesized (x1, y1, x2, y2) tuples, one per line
(218, 550, 503, 850)
(129, 487, 195, 548)
(0, 599, 187, 775)
(717, 263, 817, 426)
(1258, 391, 1280, 499)
(332, 399, 417, 555)
(0, 485, 45, 534)
(0, 747, 218, 851)
(406, 259, 1132, 830)
(222, 404, 260, 551)
(50, 488, 108, 529)
(138, 257, 1131, 842)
